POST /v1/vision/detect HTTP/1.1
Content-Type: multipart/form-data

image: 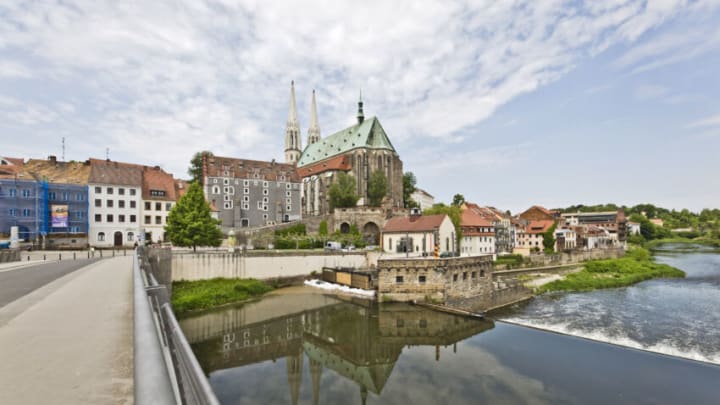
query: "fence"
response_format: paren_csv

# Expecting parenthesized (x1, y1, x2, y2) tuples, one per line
(135, 247, 219, 405)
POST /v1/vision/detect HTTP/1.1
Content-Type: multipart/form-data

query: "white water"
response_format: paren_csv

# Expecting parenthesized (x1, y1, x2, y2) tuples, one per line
(303, 279, 376, 298)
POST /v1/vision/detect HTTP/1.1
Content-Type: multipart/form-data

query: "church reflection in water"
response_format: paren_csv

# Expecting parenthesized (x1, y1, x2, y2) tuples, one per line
(184, 295, 494, 404)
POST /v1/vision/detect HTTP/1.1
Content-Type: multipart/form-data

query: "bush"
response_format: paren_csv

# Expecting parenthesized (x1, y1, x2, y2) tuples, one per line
(275, 223, 306, 237)
(172, 278, 273, 314)
(319, 220, 328, 236)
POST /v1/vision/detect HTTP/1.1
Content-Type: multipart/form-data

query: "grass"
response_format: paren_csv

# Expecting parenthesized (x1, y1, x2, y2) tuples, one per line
(538, 247, 684, 293)
(172, 278, 273, 315)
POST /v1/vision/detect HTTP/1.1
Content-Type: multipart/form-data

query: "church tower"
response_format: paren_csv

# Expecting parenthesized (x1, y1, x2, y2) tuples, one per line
(284, 81, 302, 164)
(307, 89, 321, 146)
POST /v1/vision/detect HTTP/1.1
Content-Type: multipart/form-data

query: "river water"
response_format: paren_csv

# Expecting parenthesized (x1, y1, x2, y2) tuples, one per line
(182, 245, 720, 404)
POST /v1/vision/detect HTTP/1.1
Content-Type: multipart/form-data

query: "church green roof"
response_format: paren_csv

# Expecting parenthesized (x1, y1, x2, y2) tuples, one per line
(297, 116, 396, 167)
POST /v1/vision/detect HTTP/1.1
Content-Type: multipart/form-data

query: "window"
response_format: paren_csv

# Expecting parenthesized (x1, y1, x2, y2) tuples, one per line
(48, 191, 56, 200)
(453, 274, 458, 282)
(106, 214, 113, 222)
(119, 215, 125, 223)
(223, 178, 230, 185)
(118, 200, 125, 209)
(262, 213, 268, 220)
(243, 188, 249, 194)
(286, 205, 292, 211)
(70, 226, 80, 233)
(419, 275, 426, 284)
(263, 189, 269, 195)
(224, 201, 233, 210)
(471, 271, 477, 279)
(155, 216, 162, 225)
(213, 179, 218, 184)
(286, 183, 291, 189)
(95, 214, 102, 222)
(8, 208, 17, 217)
(150, 190, 166, 197)
(107, 200, 114, 208)
(22, 208, 31, 217)
(480, 270, 485, 277)
(243, 180, 249, 186)
(243, 196, 249, 202)
(76, 193, 84, 201)
(419, 319, 427, 328)
(76, 211, 84, 219)
(127, 232, 134, 242)
(130, 215, 136, 223)
(263, 205, 268, 211)
(60, 191, 69, 201)
(95, 186, 102, 193)
(463, 272, 467, 280)
(145, 202, 151, 210)
(9, 189, 17, 197)
(389, 238, 393, 250)
(263, 181, 268, 188)
(286, 191, 291, 197)
(95, 199, 102, 207)
(396, 276, 404, 284)
(130, 201, 136, 209)
(144, 216, 151, 224)
(242, 203, 249, 210)
(118, 188, 125, 195)
(155, 202, 161, 211)
(98, 232, 105, 242)
(107, 187, 113, 194)
(262, 197, 268, 203)
(129, 189, 136, 196)
(212, 186, 220, 194)
(223, 195, 231, 202)
(22, 189, 31, 198)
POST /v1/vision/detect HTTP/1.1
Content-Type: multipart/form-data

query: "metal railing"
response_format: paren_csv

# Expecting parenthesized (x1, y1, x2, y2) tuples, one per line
(134, 249, 220, 405)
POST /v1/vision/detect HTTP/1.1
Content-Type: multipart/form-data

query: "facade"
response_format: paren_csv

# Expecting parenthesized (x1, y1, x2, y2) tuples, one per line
(203, 156, 301, 229)
(555, 228, 577, 251)
(627, 221, 641, 235)
(461, 202, 514, 254)
(560, 210, 627, 244)
(296, 93, 404, 216)
(88, 159, 143, 248)
(381, 214, 455, 256)
(518, 205, 556, 222)
(410, 188, 435, 210)
(141, 166, 177, 243)
(459, 209, 496, 257)
(514, 220, 554, 255)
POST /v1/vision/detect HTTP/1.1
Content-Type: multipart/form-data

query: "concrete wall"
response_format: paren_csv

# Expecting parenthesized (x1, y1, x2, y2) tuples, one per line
(0, 249, 20, 263)
(172, 251, 376, 281)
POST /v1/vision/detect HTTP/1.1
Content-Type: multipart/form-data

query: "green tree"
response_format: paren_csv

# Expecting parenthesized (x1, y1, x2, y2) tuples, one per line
(328, 172, 359, 209)
(424, 203, 462, 251)
(368, 170, 388, 207)
(318, 220, 328, 236)
(402, 172, 417, 208)
(451, 193, 465, 207)
(542, 222, 557, 253)
(165, 182, 222, 252)
(188, 151, 214, 185)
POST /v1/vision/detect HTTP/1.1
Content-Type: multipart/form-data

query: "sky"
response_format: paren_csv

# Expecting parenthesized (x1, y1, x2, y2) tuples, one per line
(1, 0, 719, 213)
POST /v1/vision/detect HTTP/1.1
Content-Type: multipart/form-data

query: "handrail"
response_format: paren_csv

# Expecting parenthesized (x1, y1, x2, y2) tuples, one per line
(133, 252, 175, 404)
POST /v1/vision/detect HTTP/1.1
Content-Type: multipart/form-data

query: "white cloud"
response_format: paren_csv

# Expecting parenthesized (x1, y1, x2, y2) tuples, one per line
(687, 113, 720, 129)
(633, 84, 669, 100)
(0, 0, 713, 176)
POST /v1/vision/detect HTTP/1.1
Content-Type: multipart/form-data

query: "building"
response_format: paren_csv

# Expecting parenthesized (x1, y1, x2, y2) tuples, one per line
(555, 228, 577, 251)
(410, 188, 434, 210)
(459, 209, 496, 258)
(560, 210, 627, 244)
(514, 220, 554, 255)
(202, 155, 302, 229)
(141, 165, 178, 243)
(461, 202, 514, 254)
(88, 159, 143, 248)
(0, 157, 33, 240)
(627, 221, 641, 235)
(296, 91, 404, 216)
(518, 205, 556, 222)
(381, 214, 455, 256)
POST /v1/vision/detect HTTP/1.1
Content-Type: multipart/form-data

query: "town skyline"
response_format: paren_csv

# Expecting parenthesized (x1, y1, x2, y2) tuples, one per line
(1, 1, 719, 212)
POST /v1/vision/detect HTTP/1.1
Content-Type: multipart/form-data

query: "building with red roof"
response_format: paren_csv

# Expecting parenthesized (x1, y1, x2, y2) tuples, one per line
(381, 214, 455, 256)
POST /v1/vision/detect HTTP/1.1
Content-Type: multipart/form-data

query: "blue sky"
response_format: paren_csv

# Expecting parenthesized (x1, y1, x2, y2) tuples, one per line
(1, 1, 719, 213)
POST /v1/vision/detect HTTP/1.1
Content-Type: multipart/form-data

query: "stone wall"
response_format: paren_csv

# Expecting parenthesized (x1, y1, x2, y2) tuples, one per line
(172, 251, 374, 281)
(495, 248, 624, 270)
(0, 249, 20, 263)
(377, 256, 493, 304)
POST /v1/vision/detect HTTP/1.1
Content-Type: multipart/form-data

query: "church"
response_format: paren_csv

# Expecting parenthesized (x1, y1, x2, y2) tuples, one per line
(283, 82, 405, 217)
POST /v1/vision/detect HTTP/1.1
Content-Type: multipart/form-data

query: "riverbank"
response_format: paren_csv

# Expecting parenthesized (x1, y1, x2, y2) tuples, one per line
(537, 247, 684, 293)
(645, 237, 720, 249)
(171, 278, 274, 315)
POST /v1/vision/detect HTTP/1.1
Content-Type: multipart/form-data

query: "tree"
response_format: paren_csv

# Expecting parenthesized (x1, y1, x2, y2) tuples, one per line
(165, 182, 222, 252)
(542, 222, 558, 253)
(402, 172, 417, 208)
(318, 220, 328, 236)
(188, 151, 214, 185)
(424, 203, 462, 251)
(451, 193, 465, 207)
(327, 172, 359, 209)
(368, 170, 388, 207)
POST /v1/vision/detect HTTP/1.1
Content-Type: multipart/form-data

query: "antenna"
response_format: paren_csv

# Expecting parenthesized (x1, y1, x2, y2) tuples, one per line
(106, 147, 109, 160)
(62, 137, 65, 161)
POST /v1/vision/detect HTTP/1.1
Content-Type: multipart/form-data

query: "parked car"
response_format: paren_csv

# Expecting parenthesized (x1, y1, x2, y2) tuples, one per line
(324, 241, 342, 251)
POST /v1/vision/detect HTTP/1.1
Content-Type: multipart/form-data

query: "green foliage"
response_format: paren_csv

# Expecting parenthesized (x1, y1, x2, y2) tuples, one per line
(539, 247, 684, 293)
(165, 182, 222, 251)
(319, 220, 328, 236)
(328, 172, 359, 209)
(451, 193, 465, 207)
(368, 170, 388, 206)
(424, 203, 462, 249)
(171, 278, 273, 314)
(494, 254, 525, 266)
(274, 223, 306, 237)
(402, 172, 417, 208)
(188, 151, 213, 185)
(542, 222, 557, 253)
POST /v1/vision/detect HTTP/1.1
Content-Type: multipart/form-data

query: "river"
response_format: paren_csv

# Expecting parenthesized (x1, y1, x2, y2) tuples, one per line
(181, 244, 720, 404)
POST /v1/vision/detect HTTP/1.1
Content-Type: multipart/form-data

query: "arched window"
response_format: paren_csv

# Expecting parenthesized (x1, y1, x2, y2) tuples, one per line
(212, 186, 220, 194)
(98, 232, 105, 242)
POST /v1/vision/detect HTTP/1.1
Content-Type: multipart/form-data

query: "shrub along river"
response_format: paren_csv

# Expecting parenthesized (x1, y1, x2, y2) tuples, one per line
(181, 244, 720, 404)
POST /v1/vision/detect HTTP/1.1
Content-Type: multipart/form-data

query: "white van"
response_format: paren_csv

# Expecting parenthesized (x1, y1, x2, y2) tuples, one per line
(325, 241, 342, 251)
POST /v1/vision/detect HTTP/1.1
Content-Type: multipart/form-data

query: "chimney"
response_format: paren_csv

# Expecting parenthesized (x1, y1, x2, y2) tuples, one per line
(48, 155, 57, 164)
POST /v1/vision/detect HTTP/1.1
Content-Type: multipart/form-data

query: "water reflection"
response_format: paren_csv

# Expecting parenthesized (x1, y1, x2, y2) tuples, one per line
(183, 295, 493, 404)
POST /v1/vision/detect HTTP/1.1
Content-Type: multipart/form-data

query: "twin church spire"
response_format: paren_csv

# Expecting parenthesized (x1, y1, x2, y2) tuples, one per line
(285, 81, 323, 164)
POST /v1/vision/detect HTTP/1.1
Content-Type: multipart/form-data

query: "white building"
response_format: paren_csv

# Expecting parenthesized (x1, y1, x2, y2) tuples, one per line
(460, 209, 496, 258)
(141, 166, 178, 243)
(381, 214, 455, 256)
(410, 188, 435, 210)
(88, 159, 142, 247)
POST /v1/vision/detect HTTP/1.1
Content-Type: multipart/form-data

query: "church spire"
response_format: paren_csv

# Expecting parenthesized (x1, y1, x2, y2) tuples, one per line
(307, 89, 321, 145)
(356, 89, 364, 124)
(284, 80, 302, 164)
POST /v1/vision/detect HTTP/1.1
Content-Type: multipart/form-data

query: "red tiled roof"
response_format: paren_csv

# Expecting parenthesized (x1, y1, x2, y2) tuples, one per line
(461, 209, 493, 227)
(142, 166, 176, 201)
(526, 220, 555, 234)
(204, 155, 300, 182)
(296, 154, 351, 178)
(383, 214, 448, 233)
(88, 158, 142, 186)
(0, 157, 24, 179)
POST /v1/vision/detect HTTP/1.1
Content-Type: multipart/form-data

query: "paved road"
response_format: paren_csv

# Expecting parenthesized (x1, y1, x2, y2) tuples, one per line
(0, 258, 100, 308)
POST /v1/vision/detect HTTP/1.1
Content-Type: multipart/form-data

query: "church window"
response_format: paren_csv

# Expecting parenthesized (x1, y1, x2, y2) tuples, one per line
(263, 189, 268, 195)
(212, 186, 220, 194)
(263, 181, 268, 188)
(244, 188, 249, 194)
